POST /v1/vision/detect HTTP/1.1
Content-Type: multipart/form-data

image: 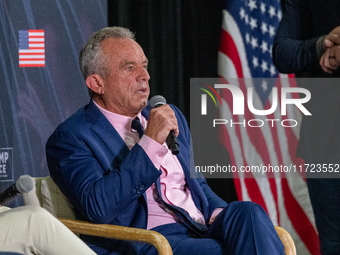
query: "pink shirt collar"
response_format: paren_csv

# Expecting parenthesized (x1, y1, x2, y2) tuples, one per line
(93, 100, 146, 145)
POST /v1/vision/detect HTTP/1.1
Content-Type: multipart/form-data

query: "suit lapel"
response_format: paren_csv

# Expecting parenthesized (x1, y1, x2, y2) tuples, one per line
(85, 101, 130, 164)
(84, 101, 147, 202)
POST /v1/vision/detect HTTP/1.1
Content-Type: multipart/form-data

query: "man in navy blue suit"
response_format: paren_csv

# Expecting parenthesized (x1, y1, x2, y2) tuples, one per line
(46, 26, 284, 255)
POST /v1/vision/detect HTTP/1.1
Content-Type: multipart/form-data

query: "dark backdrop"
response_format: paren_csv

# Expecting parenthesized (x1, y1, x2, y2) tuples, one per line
(108, 0, 237, 203)
(0, 0, 107, 206)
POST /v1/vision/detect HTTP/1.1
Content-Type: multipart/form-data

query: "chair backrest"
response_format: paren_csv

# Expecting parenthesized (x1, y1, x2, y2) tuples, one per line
(22, 176, 76, 220)
(22, 176, 174, 255)
(22, 176, 296, 255)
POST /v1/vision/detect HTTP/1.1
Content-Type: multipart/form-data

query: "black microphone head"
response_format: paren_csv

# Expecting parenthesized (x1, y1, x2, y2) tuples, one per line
(150, 95, 166, 108)
(15, 175, 35, 194)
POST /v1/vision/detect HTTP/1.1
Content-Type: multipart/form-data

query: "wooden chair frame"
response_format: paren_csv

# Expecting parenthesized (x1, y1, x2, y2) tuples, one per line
(22, 175, 296, 255)
(59, 218, 172, 255)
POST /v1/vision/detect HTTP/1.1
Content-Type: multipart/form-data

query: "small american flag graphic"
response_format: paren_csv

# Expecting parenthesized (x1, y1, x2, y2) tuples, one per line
(19, 30, 45, 67)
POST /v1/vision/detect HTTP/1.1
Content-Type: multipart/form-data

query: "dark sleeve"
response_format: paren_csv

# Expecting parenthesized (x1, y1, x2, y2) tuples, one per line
(273, 0, 321, 73)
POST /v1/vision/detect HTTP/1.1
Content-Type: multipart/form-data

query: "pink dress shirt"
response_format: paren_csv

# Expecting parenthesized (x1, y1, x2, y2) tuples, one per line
(94, 101, 221, 229)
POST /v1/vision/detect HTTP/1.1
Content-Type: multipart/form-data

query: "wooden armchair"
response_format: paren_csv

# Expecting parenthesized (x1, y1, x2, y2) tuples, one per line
(21, 176, 172, 255)
(21, 176, 295, 255)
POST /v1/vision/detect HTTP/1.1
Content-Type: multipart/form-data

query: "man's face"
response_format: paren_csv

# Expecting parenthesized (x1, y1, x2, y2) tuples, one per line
(96, 37, 150, 117)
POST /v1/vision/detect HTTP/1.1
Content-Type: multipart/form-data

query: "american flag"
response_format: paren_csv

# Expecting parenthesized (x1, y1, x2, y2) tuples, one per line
(217, 0, 319, 254)
(19, 30, 45, 67)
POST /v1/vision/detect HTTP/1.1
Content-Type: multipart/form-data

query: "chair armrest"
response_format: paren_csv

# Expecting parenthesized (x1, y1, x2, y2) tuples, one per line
(58, 218, 173, 255)
(274, 226, 296, 255)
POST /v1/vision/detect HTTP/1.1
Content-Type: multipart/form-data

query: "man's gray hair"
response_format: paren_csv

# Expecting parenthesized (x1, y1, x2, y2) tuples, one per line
(79, 27, 135, 97)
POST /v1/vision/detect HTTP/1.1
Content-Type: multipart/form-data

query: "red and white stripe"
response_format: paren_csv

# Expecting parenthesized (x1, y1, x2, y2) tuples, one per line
(218, 9, 319, 255)
(19, 30, 45, 67)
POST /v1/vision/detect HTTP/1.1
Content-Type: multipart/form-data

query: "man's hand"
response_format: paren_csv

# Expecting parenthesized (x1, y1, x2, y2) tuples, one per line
(324, 26, 340, 48)
(319, 26, 340, 74)
(144, 105, 179, 145)
(320, 46, 340, 74)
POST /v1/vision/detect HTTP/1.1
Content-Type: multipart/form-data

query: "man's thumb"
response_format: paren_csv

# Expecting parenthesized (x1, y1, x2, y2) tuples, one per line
(324, 38, 334, 48)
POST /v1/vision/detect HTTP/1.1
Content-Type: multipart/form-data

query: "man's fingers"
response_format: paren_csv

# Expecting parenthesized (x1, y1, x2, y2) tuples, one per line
(328, 45, 340, 69)
(144, 105, 179, 144)
(325, 26, 340, 47)
(324, 38, 334, 48)
(319, 47, 340, 74)
(319, 51, 330, 73)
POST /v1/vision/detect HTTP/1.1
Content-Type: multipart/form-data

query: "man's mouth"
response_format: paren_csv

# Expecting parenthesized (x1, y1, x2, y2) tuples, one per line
(136, 88, 148, 94)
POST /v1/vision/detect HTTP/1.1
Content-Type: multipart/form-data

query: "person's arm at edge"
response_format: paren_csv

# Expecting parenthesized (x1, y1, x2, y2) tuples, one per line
(272, 0, 320, 74)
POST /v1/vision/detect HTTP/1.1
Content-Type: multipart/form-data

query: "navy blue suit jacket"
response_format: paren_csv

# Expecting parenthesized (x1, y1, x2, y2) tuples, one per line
(46, 100, 227, 253)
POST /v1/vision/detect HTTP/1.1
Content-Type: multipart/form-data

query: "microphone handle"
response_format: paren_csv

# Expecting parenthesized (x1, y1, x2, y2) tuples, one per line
(153, 102, 180, 155)
(166, 130, 180, 155)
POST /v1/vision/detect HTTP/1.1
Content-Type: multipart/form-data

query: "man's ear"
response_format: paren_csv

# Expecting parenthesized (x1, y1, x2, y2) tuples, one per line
(86, 74, 105, 95)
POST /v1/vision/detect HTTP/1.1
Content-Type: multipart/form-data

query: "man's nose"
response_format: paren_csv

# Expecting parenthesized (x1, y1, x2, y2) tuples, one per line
(137, 66, 150, 82)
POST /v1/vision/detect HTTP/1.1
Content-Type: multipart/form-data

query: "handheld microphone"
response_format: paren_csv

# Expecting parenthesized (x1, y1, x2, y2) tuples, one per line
(150, 95, 180, 155)
(0, 175, 35, 205)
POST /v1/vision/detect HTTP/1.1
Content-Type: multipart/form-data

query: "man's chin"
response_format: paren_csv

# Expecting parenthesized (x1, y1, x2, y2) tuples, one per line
(133, 100, 148, 113)
(140, 100, 148, 110)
